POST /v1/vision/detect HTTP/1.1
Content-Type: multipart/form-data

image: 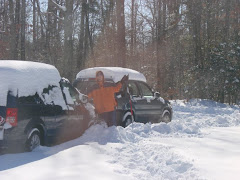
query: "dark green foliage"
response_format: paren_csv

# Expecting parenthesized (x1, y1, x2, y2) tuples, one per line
(207, 43, 240, 103)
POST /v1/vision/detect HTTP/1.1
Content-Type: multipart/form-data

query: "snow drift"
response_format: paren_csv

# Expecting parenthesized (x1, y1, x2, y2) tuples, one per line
(0, 99, 239, 180)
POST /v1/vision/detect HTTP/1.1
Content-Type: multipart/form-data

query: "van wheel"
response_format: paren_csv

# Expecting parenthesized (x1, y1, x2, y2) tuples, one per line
(123, 114, 134, 128)
(162, 112, 171, 123)
(25, 130, 41, 152)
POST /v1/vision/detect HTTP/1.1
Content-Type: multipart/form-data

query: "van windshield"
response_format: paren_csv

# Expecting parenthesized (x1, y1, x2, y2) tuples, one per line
(74, 79, 114, 95)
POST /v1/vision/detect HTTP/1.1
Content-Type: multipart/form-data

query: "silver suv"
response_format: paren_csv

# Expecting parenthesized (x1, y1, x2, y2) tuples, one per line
(73, 67, 172, 127)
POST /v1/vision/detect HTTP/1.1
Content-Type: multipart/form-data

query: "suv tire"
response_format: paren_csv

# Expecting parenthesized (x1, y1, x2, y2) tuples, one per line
(123, 112, 134, 127)
(162, 110, 171, 123)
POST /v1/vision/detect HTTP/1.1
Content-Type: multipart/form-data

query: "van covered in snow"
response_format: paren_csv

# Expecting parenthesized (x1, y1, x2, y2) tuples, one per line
(0, 61, 93, 152)
(73, 67, 172, 127)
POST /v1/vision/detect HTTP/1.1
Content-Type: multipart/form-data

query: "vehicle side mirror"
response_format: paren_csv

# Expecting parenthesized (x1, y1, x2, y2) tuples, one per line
(154, 92, 161, 98)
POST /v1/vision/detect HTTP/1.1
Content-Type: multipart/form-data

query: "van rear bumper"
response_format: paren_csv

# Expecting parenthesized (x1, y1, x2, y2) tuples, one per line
(0, 128, 26, 152)
(0, 139, 7, 148)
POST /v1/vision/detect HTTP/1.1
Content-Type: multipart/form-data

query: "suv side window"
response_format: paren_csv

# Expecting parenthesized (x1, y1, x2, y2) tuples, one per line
(128, 82, 140, 97)
(137, 82, 153, 97)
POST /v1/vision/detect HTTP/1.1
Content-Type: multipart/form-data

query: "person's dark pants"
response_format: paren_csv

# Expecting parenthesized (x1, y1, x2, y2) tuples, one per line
(99, 110, 116, 127)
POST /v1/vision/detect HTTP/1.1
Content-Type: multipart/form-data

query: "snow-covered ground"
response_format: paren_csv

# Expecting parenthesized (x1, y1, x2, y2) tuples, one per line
(0, 99, 240, 180)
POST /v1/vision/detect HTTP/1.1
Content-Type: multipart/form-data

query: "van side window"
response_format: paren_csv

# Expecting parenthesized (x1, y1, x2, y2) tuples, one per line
(18, 93, 43, 105)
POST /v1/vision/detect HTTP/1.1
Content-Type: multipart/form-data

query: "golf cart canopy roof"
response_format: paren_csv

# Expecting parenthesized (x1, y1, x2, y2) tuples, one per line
(76, 67, 147, 83)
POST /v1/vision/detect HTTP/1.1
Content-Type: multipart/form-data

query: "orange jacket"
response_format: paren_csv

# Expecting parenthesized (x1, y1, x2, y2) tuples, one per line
(88, 82, 122, 114)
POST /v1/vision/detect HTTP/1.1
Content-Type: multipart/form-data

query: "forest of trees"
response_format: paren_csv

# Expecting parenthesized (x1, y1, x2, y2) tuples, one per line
(0, 0, 239, 104)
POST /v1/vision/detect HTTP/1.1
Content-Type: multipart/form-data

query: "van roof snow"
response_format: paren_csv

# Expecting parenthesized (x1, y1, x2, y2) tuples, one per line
(0, 60, 62, 106)
(76, 67, 147, 83)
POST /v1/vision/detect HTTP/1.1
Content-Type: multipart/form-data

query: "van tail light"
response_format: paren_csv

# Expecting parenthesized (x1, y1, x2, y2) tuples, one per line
(0, 116, 5, 126)
(6, 108, 18, 127)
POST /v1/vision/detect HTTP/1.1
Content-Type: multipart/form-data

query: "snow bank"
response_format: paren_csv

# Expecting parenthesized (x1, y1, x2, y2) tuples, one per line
(1, 99, 240, 179)
(188, 99, 228, 108)
(0, 60, 67, 109)
(172, 99, 240, 128)
(63, 123, 203, 179)
(76, 67, 147, 83)
(76, 100, 239, 179)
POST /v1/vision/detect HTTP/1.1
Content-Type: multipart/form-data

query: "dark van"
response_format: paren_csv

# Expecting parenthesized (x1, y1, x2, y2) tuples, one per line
(73, 67, 172, 127)
(0, 61, 94, 152)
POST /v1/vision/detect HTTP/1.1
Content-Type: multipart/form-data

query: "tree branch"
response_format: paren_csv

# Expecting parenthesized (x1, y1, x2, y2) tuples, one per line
(51, 0, 67, 12)
(48, 12, 64, 21)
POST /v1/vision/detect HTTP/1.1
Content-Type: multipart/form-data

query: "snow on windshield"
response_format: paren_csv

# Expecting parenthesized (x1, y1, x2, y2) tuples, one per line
(0, 60, 67, 109)
(76, 67, 147, 83)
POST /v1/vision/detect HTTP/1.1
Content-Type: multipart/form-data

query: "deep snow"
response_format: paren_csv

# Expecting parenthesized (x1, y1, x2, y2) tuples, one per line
(0, 99, 240, 180)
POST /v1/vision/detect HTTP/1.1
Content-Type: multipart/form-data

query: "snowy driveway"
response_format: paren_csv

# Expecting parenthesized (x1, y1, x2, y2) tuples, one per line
(160, 126, 240, 180)
(0, 100, 239, 180)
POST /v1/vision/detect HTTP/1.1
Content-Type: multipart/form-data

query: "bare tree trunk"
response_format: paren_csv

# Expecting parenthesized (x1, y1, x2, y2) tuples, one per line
(3, 0, 7, 34)
(83, 11, 89, 67)
(130, 0, 135, 58)
(33, 0, 36, 44)
(234, 0, 240, 43)
(77, 0, 86, 69)
(156, 0, 167, 94)
(36, 0, 45, 39)
(46, 0, 52, 64)
(206, 0, 213, 61)
(9, 0, 17, 59)
(116, 0, 126, 67)
(14, 0, 21, 59)
(156, 0, 162, 92)
(100, 0, 105, 33)
(86, 7, 94, 66)
(46, 0, 59, 65)
(64, 0, 74, 80)
(188, 0, 203, 67)
(21, 0, 26, 60)
(224, 0, 231, 42)
(31, 0, 37, 60)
